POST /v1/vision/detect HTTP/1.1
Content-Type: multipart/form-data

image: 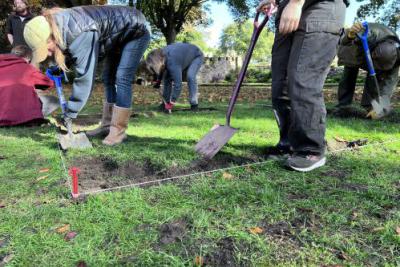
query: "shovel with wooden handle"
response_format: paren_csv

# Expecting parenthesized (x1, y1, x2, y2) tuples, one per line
(195, 10, 274, 159)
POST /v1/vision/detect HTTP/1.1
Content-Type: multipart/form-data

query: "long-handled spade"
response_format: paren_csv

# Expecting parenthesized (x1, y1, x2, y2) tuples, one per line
(357, 22, 390, 119)
(195, 11, 273, 159)
(46, 67, 92, 150)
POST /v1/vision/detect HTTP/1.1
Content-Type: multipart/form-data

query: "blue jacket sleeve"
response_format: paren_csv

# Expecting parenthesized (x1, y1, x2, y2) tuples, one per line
(66, 31, 99, 118)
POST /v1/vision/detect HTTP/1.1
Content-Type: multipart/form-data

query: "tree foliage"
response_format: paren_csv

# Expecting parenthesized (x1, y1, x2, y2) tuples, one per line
(135, 0, 262, 44)
(136, 0, 209, 44)
(219, 20, 274, 62)
(356, 0, 399, 31)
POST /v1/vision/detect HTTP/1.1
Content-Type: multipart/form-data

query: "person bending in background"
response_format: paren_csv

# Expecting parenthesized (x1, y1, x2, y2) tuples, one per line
(334, 22, 400, 119)
(23, 6, 150, 146)
(145, 43, 204, 113)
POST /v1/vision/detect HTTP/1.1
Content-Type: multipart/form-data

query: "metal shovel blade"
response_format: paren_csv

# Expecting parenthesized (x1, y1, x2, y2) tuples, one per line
(370, 99, 384, 117)
(58, 132, 93, 150)
(195, 125, 238, 159)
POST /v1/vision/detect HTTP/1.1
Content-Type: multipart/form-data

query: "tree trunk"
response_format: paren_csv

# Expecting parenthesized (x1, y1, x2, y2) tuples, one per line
(165, 28, 177, 44)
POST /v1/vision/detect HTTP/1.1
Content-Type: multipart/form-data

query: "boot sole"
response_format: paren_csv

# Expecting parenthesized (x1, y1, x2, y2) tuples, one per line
(86, 128, 110, 138)
(102, 135, 127, 146)
(288, 157, 326, 172)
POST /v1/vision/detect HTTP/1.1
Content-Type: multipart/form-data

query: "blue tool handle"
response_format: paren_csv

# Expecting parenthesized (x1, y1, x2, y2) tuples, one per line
(46, 67, 68, 115)
(357, 22, 376, 76)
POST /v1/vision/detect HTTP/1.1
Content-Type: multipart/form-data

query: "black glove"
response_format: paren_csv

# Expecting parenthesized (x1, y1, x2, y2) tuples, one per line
(153, 80, 161, 89)
(48, 66, 63, 77)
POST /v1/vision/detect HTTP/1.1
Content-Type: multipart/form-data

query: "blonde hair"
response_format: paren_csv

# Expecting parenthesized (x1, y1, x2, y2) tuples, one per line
(42, 8, 69, 71)
(145, 49, 166, 75)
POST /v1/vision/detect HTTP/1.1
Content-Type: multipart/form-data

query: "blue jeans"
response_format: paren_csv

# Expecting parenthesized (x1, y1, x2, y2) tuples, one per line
(163, 55, 204, 105)
(102, 30, 150, 108)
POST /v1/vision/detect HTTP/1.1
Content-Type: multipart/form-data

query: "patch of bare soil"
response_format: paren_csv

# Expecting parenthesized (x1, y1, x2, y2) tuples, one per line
(258, 212, 323, 263)
(72, 153, 257, 192)
(202, 237, 239, 267)
(158, 219, 188, 245)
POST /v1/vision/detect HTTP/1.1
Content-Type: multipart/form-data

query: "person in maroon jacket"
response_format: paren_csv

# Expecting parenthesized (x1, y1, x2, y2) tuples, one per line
(0, 45, 56, 126)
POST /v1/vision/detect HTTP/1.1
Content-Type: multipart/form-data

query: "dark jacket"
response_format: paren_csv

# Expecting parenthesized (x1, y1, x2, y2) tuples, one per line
(338, 23, 400, 69)
(6, 12, 33, 47)
(53, 6, 149, 118)
(0, 55, 53, 126)
(338, 24, 400, 100)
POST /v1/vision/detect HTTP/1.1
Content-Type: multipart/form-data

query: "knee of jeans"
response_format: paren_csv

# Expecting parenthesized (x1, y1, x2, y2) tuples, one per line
(116, 74, 134, 87)
(187, 75, 196, 84)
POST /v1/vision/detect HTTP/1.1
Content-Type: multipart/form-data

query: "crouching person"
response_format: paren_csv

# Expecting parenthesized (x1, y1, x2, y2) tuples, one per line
(23, 6, 150, 145)
(0, 45, 56, 126)
(145, 43, 204, 113)
(335, 22, 400, 119)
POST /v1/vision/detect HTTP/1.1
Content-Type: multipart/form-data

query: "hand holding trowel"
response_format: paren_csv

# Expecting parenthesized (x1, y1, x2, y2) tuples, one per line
(46, 67, 92, 150)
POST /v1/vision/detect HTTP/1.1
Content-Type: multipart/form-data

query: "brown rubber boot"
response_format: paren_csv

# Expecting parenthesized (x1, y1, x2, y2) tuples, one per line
(102, 106, 131, 146)
(86, 102, 114, 137)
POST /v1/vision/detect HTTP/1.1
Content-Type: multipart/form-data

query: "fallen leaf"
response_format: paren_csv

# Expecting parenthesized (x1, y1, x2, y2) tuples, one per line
(249, 227, 264, 234)
(39, 168, 50, 173)
(55, 224, 70, 234)
(396, 226, 400, 236)
(222, 172, 234, 180)
(64, 231, 78, 241)
(194, 256, 204, 266)
(36, 175, 49, 182)
(371, 227, 385, 232)
(76, 261, 87, 267)
(334, 136, 347, 143)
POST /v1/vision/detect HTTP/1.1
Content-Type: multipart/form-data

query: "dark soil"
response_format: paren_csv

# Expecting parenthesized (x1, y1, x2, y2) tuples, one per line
(71, 153, 258, 192)
(158, 219, 188, 245)
(203, 237, 238, 267)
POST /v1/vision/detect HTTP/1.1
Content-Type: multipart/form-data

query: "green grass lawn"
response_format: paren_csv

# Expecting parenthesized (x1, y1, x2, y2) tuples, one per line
(0, 89, 399, 266)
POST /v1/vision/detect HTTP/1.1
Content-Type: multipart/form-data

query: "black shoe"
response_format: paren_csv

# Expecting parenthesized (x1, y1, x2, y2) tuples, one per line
(265, 144, 292, 159)
(190, 104, 199, 111)
(286, 153, 326, 172)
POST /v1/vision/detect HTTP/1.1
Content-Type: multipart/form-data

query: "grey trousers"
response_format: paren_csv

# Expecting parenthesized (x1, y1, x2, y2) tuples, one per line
(271, 0, 346, 155)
